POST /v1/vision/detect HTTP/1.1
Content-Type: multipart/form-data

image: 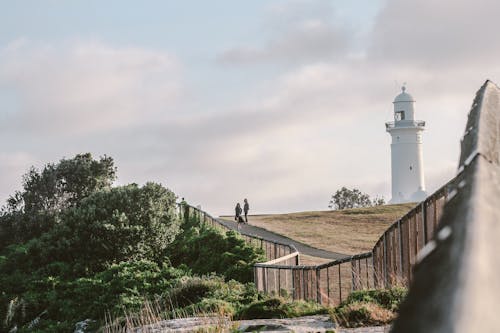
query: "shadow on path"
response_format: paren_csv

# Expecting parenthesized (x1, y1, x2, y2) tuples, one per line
(217, 218, 348, 261)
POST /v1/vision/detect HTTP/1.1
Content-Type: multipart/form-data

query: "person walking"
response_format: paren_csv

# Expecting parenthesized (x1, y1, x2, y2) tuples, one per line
(235, 203, 243, 230)
(243, 198, 249, 223)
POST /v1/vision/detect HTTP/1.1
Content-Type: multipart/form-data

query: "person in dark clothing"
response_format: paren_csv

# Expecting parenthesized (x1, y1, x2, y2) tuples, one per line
(235, 203, 242, 221)
(243, 198, 249, 223)
(235, 202, 243, 230)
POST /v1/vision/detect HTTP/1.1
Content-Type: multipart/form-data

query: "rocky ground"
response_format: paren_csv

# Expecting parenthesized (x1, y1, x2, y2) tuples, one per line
(127, 315, 391, 332)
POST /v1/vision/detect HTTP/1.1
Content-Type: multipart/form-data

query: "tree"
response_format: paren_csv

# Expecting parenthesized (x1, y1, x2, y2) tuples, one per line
(56, 182, 180, 272)
(328, 187, 385, 210)
(372, 196, 386, 207)
(0, 153, 116, 249)
(5, 153, 116, 214)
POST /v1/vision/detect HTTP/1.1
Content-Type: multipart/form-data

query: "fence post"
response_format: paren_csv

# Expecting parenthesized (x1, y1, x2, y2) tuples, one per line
(338, 265, 342, 302)
(278, 268, 281, 296)
(326, 267, 330, 305)
(398, 219, 404, 281)
(351, 260, 356, 291)
(316, 268, 321, 304)
(302, 269, 307, 300)
(383, 233, 388, 288)
(421, 202, 428, 244)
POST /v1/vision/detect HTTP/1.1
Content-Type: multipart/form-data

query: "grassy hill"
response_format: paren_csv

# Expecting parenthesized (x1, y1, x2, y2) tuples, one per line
(234, 204, 415, 256)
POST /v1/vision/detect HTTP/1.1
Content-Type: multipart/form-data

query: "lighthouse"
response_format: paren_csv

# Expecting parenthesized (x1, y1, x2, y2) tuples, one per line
(386, 86, 427, 203)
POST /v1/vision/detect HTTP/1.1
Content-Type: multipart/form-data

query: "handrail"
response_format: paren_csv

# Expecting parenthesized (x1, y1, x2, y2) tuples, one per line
(257, 251, 300, 266)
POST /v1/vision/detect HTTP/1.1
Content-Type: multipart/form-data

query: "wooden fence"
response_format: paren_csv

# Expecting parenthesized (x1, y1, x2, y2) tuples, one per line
(177, 203, 298, 262)
(252, 175, 459, 305)
(177, 175, 456, 305)
(392, 80, 500, 332)
(176, 88, 487, 306)
(174, 82, 500, 316)
(371, 176, 458, 288)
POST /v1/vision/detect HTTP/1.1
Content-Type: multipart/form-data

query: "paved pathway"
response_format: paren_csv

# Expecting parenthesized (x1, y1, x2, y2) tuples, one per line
(217, 217, 348, 261)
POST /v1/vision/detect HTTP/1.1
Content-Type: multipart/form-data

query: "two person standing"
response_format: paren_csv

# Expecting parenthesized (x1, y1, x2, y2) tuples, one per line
(235, 199, 250, 230)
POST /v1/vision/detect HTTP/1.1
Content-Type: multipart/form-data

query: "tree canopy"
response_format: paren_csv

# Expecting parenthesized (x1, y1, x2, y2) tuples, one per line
(328, 187, 385, 210)
(0, 153, 116, 248)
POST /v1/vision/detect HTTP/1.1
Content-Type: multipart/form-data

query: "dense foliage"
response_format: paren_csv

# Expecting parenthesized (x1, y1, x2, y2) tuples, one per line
(0, 154, 273, 332)
(0, 153, 116, 248)
(168, 226, 265, 283)
(328, 187, 385, 210)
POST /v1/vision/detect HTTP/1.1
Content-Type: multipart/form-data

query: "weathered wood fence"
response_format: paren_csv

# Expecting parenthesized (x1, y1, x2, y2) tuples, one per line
(392, 80, 500, 332)
(177, 177, 455, 305)
(253, 177, 455, 305)
(177, 177, 452, 305)
(178, 81, 498, 310)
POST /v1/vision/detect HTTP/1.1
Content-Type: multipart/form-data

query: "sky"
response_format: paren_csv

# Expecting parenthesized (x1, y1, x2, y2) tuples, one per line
(1, 0, 500, 215)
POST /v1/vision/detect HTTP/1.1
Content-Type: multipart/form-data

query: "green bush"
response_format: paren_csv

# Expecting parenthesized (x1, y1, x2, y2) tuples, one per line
(0, 260, 186, 332)
(330, 301, 395, 328)
(330, 287, 407, 328)
(344, 287, 407, 311)
(0, 153, 116, 249)
(236, 297, 327, 320)
(0, 153, 288, 332)
(168, 226, 266, 283)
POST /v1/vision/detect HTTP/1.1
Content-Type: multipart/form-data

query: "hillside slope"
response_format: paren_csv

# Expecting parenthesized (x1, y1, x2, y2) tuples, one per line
(227, 204, 414, 255)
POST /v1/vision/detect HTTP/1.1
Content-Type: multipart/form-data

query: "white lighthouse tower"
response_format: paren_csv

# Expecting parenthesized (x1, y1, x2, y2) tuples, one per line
(386, 86, 427, 203)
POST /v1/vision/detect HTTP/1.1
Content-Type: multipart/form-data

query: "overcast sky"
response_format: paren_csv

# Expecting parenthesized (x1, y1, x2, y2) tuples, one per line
(1, 0, 499, 215)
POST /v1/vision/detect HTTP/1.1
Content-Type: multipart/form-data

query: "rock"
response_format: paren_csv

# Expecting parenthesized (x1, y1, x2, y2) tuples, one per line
(74, 319, 96, 333)
(131, 315, 335, 332)
(236, 315, 335, 332)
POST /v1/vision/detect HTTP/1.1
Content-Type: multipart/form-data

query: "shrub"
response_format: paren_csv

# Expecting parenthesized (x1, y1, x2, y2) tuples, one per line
(0, 153, 116, 249)
(59, 182, 180, 273)
(344, 287, 407, 311)
(168, 226, 266, 283)
(237, 297, 327, 320)
(330, 301, 395, 328)
(330, 287, 407, 328)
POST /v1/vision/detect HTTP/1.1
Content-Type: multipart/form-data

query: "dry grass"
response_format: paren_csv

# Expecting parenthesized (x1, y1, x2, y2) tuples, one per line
(298, 254, 332, 266)
(239, 204, 414, 255)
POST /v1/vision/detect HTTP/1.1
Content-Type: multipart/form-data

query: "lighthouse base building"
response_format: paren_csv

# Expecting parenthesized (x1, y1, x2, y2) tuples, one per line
(386, 87, 427, 204)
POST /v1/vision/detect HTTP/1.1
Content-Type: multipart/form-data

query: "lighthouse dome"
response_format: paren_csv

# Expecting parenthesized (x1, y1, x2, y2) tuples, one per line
(393, 86, 415, 103)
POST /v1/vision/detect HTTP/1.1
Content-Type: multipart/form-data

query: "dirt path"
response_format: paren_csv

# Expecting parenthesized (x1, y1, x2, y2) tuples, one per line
(217, 217, 348, 261)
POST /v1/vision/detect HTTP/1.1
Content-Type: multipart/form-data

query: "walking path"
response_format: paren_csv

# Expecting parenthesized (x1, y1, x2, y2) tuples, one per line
(217, 217, 348, 261)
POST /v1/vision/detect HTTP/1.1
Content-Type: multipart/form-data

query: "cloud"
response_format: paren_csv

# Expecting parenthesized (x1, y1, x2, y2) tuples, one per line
(369, 0, 500, 68)
(2, 0, 500, 216)
(217, 1, 351, 65)
(0, 39, 182, 135)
